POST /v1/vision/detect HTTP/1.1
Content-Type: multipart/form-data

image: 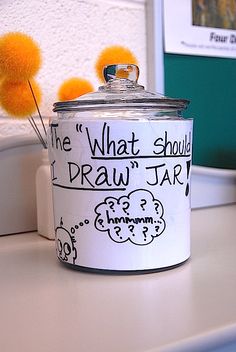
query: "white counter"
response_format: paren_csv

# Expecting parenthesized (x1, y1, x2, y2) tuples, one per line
(0, 205, 236, 352)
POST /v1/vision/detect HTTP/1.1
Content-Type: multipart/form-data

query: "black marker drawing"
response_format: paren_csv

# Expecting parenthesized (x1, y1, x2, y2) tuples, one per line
(55, 217, 89, 264)
(185, 159, 191, 196)
(94, 189, 166, 246)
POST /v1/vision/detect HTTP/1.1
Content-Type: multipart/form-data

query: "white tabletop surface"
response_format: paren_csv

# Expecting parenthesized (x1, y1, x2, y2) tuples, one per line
(0, 204, 236, 352)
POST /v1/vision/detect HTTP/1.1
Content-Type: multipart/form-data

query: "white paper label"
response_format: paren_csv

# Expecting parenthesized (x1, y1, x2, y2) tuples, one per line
(48, 118, 193, 271)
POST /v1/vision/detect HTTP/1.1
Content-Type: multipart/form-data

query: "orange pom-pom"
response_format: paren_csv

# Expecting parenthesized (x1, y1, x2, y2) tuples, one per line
(116, 67, 132, 79)
(0, 79, 42, 118)
(95, 45, 138, 82)
(58, 77, 94, 101)
(0, 32, 41, 81)
(0, 63, 3, 79)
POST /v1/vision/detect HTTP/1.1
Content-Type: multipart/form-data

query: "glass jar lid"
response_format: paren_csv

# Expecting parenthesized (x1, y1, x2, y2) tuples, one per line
(53, 64, 189, 112)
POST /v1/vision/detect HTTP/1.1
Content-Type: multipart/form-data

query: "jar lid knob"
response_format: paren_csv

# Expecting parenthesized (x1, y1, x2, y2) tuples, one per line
(103, 64, 139, 83)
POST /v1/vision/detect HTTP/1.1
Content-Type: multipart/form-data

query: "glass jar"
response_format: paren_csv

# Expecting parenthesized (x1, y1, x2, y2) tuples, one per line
(48, 64, 193, 274)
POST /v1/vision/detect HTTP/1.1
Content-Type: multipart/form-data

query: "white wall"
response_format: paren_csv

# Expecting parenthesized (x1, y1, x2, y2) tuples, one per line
(0, 0, 147, 117)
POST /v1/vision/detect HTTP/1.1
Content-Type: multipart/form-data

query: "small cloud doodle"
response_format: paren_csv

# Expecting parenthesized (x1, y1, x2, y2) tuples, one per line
(94, 189, 166, 246)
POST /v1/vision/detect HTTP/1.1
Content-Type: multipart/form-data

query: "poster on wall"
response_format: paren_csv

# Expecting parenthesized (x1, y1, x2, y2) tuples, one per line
(164, 0, 236, 58)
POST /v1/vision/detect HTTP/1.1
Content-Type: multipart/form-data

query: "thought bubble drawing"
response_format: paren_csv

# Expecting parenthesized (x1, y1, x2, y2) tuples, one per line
(94, 189, 166, 245)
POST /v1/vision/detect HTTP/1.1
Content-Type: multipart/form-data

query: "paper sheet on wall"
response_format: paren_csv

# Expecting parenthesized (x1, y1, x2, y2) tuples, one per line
(164, 0, 236, 59)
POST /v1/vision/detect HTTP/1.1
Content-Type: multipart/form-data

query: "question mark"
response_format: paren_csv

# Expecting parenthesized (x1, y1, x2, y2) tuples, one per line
(143, 226, 148, 241)
(122, 201, 130, 215)
(108, 200, 115, 212)
(114, 226, 122, 239)
(154, 201, 159, 214)
(128, 224, 135, 236)
(98, 219, 104, 228)
(140, 199, 147, 211)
